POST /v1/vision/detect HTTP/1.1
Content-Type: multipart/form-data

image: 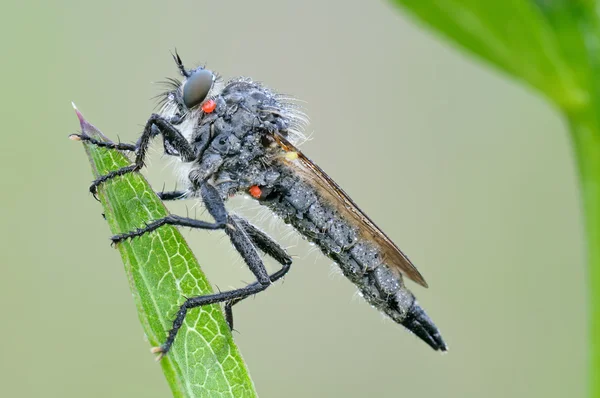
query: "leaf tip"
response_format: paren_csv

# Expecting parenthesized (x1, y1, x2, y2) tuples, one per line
(72, 104, 108, 141)
(72, 101, 85, 124)
(72, 102, 93, 133)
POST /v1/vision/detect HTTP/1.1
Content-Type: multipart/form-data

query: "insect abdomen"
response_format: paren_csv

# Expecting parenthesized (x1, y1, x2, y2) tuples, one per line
(262, 166, 447, 350)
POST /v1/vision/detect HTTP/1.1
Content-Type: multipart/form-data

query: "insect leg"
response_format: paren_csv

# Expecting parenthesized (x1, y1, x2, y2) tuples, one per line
(224, 215, 293, 329)
(111, 183, 227, 244)
(111, 183, 284, 358)
(153, 214, 272, 359)
(232, 215, 292, 266)
(110, 214, 225, 244)
(224, 262, 291, 330)
(69, 135, 137, 152)
(152, 184, 293, 357)
(74, 114, 196, 197)
(113, 185, 219, 244)
(156, 190, 188, 201)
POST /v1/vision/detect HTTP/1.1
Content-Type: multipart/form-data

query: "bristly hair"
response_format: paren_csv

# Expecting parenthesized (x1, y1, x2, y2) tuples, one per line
(153, 77, 182, 110)
(225, 76, 309, 146)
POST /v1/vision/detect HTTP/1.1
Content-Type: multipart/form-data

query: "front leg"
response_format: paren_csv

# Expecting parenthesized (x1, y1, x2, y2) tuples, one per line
(71, 114, 196, 197)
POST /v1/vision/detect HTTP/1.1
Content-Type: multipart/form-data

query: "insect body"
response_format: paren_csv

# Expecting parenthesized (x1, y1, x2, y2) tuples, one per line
(74, 53, 447, 358)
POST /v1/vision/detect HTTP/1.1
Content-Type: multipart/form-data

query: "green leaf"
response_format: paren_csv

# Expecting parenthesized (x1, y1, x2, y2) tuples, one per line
(389, 0, 590, 111)
(388, 1, 600, 397)
(72, 106, 257, 398)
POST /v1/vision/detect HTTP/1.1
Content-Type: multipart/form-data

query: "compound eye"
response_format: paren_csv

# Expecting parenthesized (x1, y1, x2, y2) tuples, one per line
(182, 69, 214, 109)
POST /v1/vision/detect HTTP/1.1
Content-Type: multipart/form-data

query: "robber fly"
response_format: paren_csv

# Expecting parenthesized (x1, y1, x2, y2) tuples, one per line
(72, 52, 447, 358)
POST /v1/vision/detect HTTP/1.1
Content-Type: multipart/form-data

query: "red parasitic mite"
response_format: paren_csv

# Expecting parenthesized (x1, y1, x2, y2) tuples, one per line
(248, 185, 262, 199)
(202, 99, 216, 113)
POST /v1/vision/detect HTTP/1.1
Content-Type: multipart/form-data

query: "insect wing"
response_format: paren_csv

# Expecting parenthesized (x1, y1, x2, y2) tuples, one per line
(274, 134, 428, 288)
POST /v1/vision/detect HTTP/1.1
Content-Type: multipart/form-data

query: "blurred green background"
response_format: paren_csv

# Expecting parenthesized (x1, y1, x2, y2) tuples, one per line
(0, 0, 586, 397)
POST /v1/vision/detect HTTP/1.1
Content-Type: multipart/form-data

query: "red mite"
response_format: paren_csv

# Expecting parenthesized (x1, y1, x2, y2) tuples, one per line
(248, 185, 262, 199)
(202, 99, 217, 113)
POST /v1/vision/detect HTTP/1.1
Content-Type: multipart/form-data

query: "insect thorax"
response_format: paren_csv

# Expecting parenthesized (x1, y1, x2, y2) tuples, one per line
(164, 78, 303, 198)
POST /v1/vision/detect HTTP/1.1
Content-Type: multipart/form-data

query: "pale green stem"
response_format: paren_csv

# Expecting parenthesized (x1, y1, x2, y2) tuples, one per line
(568, 113, 600, 397)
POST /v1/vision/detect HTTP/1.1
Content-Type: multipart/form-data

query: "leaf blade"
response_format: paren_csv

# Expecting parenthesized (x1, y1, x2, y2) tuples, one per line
(389, 0, 588, 110)
(387, 2, 600, 397)
(74, 108, 257, 398)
